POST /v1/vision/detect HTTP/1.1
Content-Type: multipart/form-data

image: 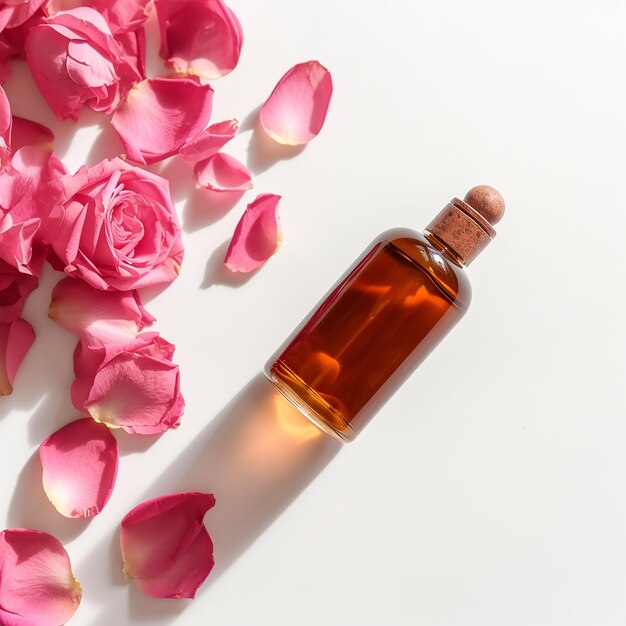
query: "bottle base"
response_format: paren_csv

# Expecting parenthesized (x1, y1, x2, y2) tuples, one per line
(265, 366, 357, 443)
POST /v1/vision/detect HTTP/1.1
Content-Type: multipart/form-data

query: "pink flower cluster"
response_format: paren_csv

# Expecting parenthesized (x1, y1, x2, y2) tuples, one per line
(0, 0, 333, 622)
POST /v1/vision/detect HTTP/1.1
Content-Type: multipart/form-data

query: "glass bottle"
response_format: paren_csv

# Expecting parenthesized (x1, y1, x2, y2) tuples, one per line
(264, 186, 505, 442)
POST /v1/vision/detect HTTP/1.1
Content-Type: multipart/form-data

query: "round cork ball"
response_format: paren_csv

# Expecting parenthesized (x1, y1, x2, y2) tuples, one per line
(463, 185, 505, 225)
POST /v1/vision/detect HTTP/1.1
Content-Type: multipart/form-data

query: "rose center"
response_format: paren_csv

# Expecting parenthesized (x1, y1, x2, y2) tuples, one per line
(110, 200, 145, 257)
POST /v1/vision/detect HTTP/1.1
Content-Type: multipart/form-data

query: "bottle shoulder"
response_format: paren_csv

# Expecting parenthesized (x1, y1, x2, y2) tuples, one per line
(372, 228, 472, 309)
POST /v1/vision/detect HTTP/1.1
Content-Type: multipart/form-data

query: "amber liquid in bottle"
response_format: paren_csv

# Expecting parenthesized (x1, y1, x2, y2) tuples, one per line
(265, 229, 472, 442)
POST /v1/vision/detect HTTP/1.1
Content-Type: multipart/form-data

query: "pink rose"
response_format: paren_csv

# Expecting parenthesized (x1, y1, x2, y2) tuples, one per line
(47, 157, 184, 291)
(0, 259, 37, 323)
(71, 332, 185, 435)
(25, 7, 141, 120)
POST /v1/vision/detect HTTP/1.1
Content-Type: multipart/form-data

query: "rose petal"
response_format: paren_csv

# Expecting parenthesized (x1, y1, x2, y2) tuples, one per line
(83, 333, 184, 435)
(83, 0, 152, 34)
(6, 145, 68, 224)
(0, 318, 35, 396)
(70, 331, 174, 411)
(0, 85, 11, 165)
(112, 76, 213, 165)
(224, 193, 282, 273)
(260, 61, 333, 146)
(155, 0, 242, 80)
(0, 528, 82, 625)
(10, 116, 55, 152)
(0, 147, 67, 277)
(0, 143, 64, 275)
(49, 277, 155, 347)
(0, 260, 38, 323)
(179, 118, 238, 162)
(70, 339, 101, 409)
(39, 418, 119, 518)
(121, 492, 215, 599)
(0, 212, 40, 274)
(114, 27, 146, 82)
(194, 152, 252, 192)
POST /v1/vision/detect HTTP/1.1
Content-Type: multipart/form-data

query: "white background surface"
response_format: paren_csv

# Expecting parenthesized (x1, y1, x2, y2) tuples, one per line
(2, 1, 626, 625)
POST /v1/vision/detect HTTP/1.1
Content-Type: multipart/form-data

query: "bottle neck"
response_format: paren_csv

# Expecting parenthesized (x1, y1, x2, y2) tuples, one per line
(425, 198, 496, 266)
(424, 230, 467, 268)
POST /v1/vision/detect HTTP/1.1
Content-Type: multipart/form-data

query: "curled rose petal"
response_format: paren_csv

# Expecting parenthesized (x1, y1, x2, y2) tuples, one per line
(260, 61, 333, 146)
(179, 118, 238, 162)
(0, 145, 68, 276)
(0, 259, 38, 323)
(11, 116, 55, 152)
(155, 0, 242, 80)
(121, 492, 216, 599)
(49, 277, 154, 347)
(80, 333, 184, 435)
(115, 27, 146, 82)
(194, 152, 252, 192)
(0, 318, 35, 396)
(39, 418, 119, 518)
(80, 0, 152, 34)
(0, 212, 39, 274)
(0, 84, 11, 165)
(70, 331, 174, 410)
(0, 528, 82, 625)
(224, 193, 282, 273)
(7, 144, 68, 215)
(112, 77, 213, 165)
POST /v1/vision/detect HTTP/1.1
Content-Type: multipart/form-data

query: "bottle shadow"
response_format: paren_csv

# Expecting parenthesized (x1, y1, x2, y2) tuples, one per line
(83, 374, 342, 625)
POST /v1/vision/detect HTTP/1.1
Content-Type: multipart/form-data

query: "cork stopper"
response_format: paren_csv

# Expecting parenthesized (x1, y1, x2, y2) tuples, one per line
(425, 185, 505, 265)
